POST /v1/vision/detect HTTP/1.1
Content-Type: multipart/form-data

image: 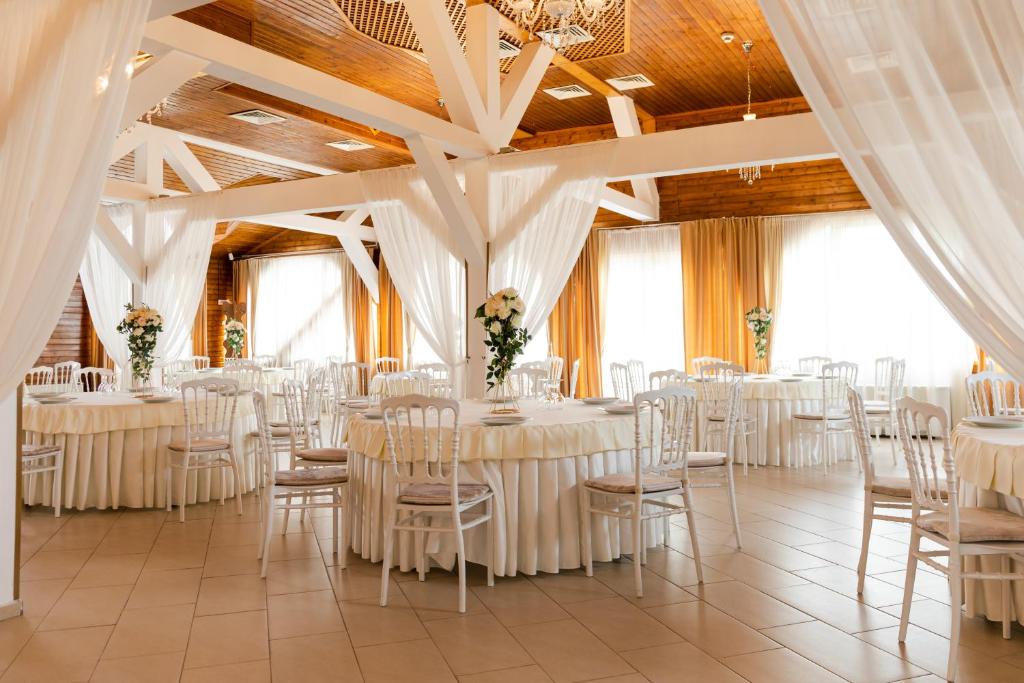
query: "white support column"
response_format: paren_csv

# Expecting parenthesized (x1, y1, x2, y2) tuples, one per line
(496, 41, 555, 148)
(465, 3, 501, 120)
(0, 392, 19, 620)
(333, 210, 380, 304)
(119, 50, 208, 132)
(95, 209, 145, 286)
(608, 95, 659, 218)
(463, 158, 491, 399)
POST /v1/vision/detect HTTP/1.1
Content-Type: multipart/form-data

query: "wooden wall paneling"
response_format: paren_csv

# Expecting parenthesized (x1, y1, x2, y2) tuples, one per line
(34, 278, 91, 369)
(205, 256, 233, 367)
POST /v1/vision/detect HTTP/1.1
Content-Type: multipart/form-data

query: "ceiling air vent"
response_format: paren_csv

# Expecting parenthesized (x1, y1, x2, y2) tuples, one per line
(497, 38, 521, 59)
(605, 73, 655, 91)
(326, 138, 374, 152)
(228, 109, 287, 125)
(536, 24, 595, 48)
(543, 84, 591, 100)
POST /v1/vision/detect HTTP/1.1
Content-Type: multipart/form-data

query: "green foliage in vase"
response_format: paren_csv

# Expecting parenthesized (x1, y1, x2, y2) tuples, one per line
(475, 288, 531, 390)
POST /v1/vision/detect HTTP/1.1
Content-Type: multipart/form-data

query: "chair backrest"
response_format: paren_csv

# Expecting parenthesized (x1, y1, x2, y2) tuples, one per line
(251, 390, 277, 486)
(281, 378, 316, 451)
(416, 363, 449, 381)
(292, 358, 317, 383)
(847, 387, 876, 489)
(386, 371, 431, 397)
(253, 354, 276, 368)
(873, 357, 906, 405)
(568, 358, 580, 399)
(820, 361, 858, 415)
(376, 357, 401, 374)
(895, 397, 957, 535)
(610, 362, 631, 400)
(223, 362, 262, 391)
(546, 356, 565, 384)
(699, 362, 745, 417)
(965, 371, 1022, 416)
(633, 386, 699, 482)
(25, 366, 53, 386)
(53, 361, 81, 389)
(192, 356, 211, 370)
(507, 367, 546, 399)
(381, 394, 460, 489)
(75, 367, 115, 392)
(691, 356, 723, 377)
(627, 359, 646, 395)
(223, 357, 245, 369)
(180, 378, 239, 443)
(649, 368, 687, 390)
(798, 356, 832, 374)
(333, 361, 371, 400)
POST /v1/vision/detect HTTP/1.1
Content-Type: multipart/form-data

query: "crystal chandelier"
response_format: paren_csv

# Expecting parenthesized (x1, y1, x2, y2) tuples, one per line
(735, 39, 773, 185)
(504, 0, 622, 51)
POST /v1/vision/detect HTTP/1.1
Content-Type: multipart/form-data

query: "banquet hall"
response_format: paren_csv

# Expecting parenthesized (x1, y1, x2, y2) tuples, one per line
(3, 0, 1024, 681)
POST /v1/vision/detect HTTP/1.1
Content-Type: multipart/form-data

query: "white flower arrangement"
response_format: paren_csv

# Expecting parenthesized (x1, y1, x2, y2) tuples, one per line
(116, 303, 163, 383)
(744, 306, 773, 361)
(224, 318, 245, 358)
(475, 288, 530, 390)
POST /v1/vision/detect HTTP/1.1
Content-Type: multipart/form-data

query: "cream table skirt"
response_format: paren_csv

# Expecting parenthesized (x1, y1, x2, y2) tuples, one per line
(22, 392, 258, 510)
(345, 399, 662, 576)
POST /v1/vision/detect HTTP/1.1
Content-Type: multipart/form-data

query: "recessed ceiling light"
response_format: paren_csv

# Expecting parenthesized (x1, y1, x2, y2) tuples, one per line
(543, 84, 591, 100)
(605, 74, 654, 91)
(721, 31, 736, 44)
(327, 138, 374, 152)
(229, 109, 287, 125)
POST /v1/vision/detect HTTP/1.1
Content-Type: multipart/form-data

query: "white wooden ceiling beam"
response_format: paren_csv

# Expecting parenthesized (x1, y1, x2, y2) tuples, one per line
(143, 17, 491, 158)
(134, 141, 164, 194)
(162, 136, 220, 192)
(94, 208, 145, 286)
(608, 95, 659, 219)
(599, 187, 659, 222)
(406, 135, 486, 268)
(332, 209, 380, 303)
(175, 131, 337, 176)
(497, 41, 555, 147)
(241, 212, 375, 243)
(120, 50, 208, 132)
(147, 0, 211, 20)
(465, 4, 501, 122)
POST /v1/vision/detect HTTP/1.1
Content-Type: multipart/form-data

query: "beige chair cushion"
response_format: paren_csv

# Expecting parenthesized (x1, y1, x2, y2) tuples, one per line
(270, 419, 320, 428)
(167, 438, 229, 452)
(871, 476, 912, 498)
(399, 483, 491, 505)
(584, 473, 680, 495)
(863, 400, 890, 414)
(247, 426, 290, 439)
(22, 444, 61, 458)
(296, 447, 349, 463)
(917, 507, 1024, 543)
(275, 467, 348, 487)
(688, 452, 727, 468)
(793, 411, 851, 421)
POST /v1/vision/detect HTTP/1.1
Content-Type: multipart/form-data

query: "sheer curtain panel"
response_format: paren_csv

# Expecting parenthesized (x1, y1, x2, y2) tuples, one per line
(0, 0, 150, 396)
(80, 204, 133, 371)
(760, 0, 1024, 379)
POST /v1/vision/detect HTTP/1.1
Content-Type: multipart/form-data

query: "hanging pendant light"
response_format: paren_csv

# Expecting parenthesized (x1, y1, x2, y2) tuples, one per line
(735, 39, 773, 185)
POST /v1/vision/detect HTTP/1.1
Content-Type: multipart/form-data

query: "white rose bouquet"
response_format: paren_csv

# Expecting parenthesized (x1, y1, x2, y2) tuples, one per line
(744, 306, 773, 361)
(116, 303, 163, 384)
(224, 318, 245, 358)
(475, 288, 530, 390)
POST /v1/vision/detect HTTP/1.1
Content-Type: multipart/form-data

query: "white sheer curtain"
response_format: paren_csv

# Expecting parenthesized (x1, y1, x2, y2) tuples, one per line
(250, 252, 356, 365)
(761, 0, 1024, 379)
(80, 204, 133, 370)
(143, 195, 219, 364)
(772, 211, 976, 392)
(488, 142, 615, 333)
(361, 167, 466, 381)
(0, 0, 149, 396)
(600, 226, 685, 387)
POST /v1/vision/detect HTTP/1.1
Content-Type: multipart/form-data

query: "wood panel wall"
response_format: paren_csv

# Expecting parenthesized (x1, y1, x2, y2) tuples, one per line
(34, 278, 91, 369)
(205, 257, 233, 367)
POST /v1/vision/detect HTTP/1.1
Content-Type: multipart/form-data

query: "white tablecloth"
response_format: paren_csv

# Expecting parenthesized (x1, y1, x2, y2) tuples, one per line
(22, 391, 258, 510)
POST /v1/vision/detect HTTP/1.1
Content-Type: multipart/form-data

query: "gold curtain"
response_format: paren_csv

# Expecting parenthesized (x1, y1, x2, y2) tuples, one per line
(549, 234, 603, 397)
(680, 216, 783, 371)
(192, 282, 208, 358)
(376, 258, 404, 366)
(344, 260, 375, 363)
(85, 314, 113, 370)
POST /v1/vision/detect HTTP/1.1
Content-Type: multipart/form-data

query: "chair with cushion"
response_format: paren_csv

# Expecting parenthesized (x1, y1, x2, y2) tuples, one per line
(379, 395, 494, 613)
(848, 387, 912, 594)
(22, 443, 64, 517)
(292, 358, 317, 384)
(798, 356, 832, 375)
(609, 362, 631, 401)
(282, 376, 349, 470)
(649, 369, 686, 390)
(626, 359, 646, 396)
(866, 357, 906, 465)
(329, 361, 372, 446)
(700, 362, 757, 475)
(507, 366, 546, 399)
(74, 367, 115, 392)
(52, 361, 80, 392)
(965, 370, 1022, 417)
(581, 386, 705, 597)
(166, 378, 242, 522)
(791, 361, 858, 470)
(25, 366, 53, 388)
(687, 379, 744, 548)
(895, 396, 1024, 682)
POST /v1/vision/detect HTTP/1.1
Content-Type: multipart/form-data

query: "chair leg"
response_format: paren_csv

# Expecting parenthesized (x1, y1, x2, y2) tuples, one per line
(1001, 555, 1012, 639)
(165, 463, 173, 513)
(683, 485, 703, 584)
(229, 450, 243, 516)
(454, 512, 468, 613)
(739, 429, 748, 477)
(414, 512, 426, 582)
(948, 552, 962, 682)
(260, 491, 276, 578)
(725, 466, 742, 549)
(632, 504, 643, 599)
(338, 485, 348, 570)
(486, 498, 494, 587)
(898, 530, 921, 642)
(581, 489, 594, 577)
(821, 424, 829, 474)
(889, 415, 899, 466)
(332, 497, 339, 557)
(857, 500, 874, 594)
(53, 455, 63, 518)
(380, 510, 394, 607)
(178, 456, 189, 523)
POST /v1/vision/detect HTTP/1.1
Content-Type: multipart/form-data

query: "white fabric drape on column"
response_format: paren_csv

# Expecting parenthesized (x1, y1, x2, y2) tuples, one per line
(760, 0, 1024, 378)
(0, 0, 150, 396)
(488, 142, 615, 333)
(143, 195, 219, 364)
(80, 204, 133, 370)
(361, 167, 466, 379)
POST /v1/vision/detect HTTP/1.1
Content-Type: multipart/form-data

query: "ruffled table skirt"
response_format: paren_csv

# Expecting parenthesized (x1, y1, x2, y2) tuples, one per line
(960, 482, 1024, 626)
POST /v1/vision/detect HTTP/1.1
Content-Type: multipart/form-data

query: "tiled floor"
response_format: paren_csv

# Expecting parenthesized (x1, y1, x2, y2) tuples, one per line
(6, 442, 1024, 682)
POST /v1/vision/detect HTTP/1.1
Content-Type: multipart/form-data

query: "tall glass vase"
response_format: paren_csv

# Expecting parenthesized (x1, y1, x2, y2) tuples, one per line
(489, 375, 520, 414)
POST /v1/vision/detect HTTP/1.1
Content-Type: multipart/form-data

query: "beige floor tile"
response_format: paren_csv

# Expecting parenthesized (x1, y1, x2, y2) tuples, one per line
(470, 579, 569, 628)
(102, 604, 194, 659)
(266, 532, 322, 561)
(209, 521, 262, 548)
(20, 549, 92, 581)
(456, 664, 552, 683)
(179, 659, 271, 683)
(143, 540, 209, 573)
(425, 613, 532, 675)
(723, 534, 832, 572)
(18, 578, 70, 618)
(265, 557, 331, 596)
(356, 638, 456, 683)
(1, 625, 112, 682)
(70, 553, 147, 589)
(528, 572, 616, 605)
(644, 601, 780, 659)
(39, 523, 109, 552)
(880, 598, 1024, 655)
(621, 641, 745, 682)
(399, 575, 488, 621)
(267, 590, 344, 640)
(0, 617, 38, 672)
(195, 574, 267, 616)
(872, 569, 952, 605)
(743, 520, 831, 546)
(184, 609, 269, 669)
(90, 651, 184, 683)
(564, 597, 681, 652)
(723, 647, 846, 682)
(763, 620, 926, 683)
(340, 597, 428, 647)
(39, 584, 132, 631)
(270, 631, 362, 682)
(799, 541, 908, 575)
(202, 544, 261, 578)
(700, 552, 809, 591)
(328, 560, 390, 602)
(767, 582, 900, 633)
(590, 562, 698, 608)
(794, 564, 909, 608)
(687, 581, 811, 629)
(93, 527, 160, 556)
(509, 619, 634, 683)
(642, 548, 731, 587)
(127, 568, 203, 609)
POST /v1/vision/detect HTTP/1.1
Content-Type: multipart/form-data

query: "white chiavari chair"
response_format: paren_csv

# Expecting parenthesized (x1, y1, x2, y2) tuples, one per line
(52, 361, 80, 392)
(627, 359, 646, 396)
(649, 369, 686, 390)
(546, 356, 565, 386)
(387, 371, 431, 397)
(568, 358, 580, 399)
(791, 361, 858, 471)
(376, 357, 401, 374)
(25, 366, 53, 387)
(254, 390, 348, 575)
(797, 356, 832, 375)
(192, 355, 211, 370)
(223, 357, 245, 369)
(329, 362, 372, 446)
(166, 378, 242, 522)
(610, 362, 631, 401)
(691, 356, 723, 377)
(22, 443, 63, 517)
(416, 363, 453, 398)
(895, 396, 1024, 682)
(965, 371, 1022, 417)
(74, 367, 115, 392)
(700, 362, 757, 474)
(253, 354, 276, 368)
(865, 357, 906, 464)
(688, 380, 744, 548)
(224, 361, 262, 392)
(379, 395, 494, 613)
(847, 387, 912, 595)
(581, 386, 705, 597)
(507, 367, 546, 399)
(292, 358, 317, 384)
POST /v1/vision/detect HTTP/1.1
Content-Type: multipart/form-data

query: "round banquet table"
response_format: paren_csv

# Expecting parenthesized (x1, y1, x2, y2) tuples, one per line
(345, 398, 664, 577)
(954, 423, 1024, 626)
(21, 391, 258, 511)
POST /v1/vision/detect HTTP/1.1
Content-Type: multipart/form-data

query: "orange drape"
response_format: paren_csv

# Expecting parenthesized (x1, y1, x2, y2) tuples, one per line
(549, 234, 603, 397)
(192, 282, 208, 359)
(680, 216, 782, 371)
(347, 264, 375, 364)
(376, 259, 404, 366)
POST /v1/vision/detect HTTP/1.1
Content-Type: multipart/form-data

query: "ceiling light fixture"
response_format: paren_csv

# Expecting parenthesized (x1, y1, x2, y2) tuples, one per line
(504, 0, 622, 52)
(735, 39, 773, 185)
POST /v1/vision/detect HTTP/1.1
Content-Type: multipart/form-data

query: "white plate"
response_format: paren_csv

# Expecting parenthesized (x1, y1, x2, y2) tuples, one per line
(963, 416, 1024, 429)
(778, 377, 804, 383)
(602, 404, 636, 415)
(481, 415, 530, 426)
(792, 372, 814, 377)
(581, 397, 617, 405)
(362, 411, 383, 420)
(36, 396, 73, 405)
(31, 392, 65, 399)
(139, 396, 175, 404)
